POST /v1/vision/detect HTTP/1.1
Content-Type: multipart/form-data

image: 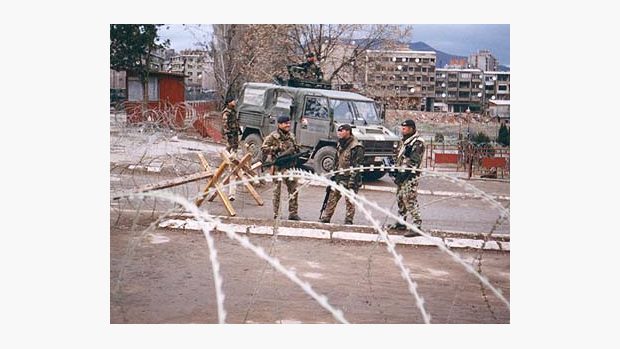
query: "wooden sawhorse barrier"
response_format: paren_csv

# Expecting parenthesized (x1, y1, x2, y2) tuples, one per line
(194, 150, 264, 216)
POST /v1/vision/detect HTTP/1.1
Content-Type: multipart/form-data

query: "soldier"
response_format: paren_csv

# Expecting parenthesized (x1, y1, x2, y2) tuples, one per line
(297, 52, 323, 81)
(261, 115, 302, 220)
(390, 119, 425, 237)
(320, 124, 364, 225)
(222, 97, 241, 153)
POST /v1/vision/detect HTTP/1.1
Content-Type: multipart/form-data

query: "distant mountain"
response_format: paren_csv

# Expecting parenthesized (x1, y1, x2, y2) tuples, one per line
(409, 41, 466, 68)
(497, 64, 510, 72)
(409, 41, 509, 71)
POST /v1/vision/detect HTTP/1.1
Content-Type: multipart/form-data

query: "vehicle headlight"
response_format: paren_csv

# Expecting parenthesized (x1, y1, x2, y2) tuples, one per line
(393, 141, 399, 148)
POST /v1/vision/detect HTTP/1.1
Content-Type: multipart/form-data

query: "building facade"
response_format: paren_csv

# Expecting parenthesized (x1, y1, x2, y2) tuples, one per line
(435, 68, 486, 113)
(468, 50, 498, 71)
(363, 50, 437, 110)
(169, 49, 208, 87)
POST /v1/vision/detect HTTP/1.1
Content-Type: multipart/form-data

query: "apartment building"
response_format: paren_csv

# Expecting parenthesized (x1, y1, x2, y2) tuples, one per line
(169, 50, 208, 87)
(483, 71, 510, 101)
(363, 50, 437, 110)
(435, 68, 486, 113)
(468, 50, 498, 72)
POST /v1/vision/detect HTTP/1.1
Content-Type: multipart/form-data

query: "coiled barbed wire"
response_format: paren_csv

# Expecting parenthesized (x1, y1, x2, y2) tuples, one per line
(114, 191, 349, 324)
(172, 167, 510, 310)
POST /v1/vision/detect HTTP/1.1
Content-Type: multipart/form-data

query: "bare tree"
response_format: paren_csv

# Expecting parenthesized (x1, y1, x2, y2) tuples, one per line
(204, 24, 411, 105)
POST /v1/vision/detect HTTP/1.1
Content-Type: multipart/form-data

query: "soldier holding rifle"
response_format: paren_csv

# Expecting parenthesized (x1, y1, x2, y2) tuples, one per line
(261, 116, 303, 220)
(319, 124, 364, 225)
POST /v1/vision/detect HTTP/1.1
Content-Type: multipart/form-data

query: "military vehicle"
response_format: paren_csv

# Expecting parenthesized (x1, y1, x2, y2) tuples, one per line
(237, 80, 399, 181)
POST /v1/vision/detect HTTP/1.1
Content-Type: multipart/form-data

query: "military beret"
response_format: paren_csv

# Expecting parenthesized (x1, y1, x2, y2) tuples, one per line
(401, 119, 416, 128)
(277, 115, 290, 124)
(306, 52, 315, 58)
(337, 124, 353, 132)
(225, 96, 235, 104)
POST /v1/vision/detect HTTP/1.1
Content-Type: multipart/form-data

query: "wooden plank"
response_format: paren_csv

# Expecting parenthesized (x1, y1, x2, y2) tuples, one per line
(195, 153, 236, 216)
(223, 153, 264, 206)
(195, 161, 229, 208)
(111, 170, 213, 200)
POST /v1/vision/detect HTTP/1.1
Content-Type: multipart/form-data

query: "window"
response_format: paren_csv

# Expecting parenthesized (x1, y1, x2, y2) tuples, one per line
(242, 86, 266, 106)
(351, 101, 380, 124)
(127, 76, 158, 101)
(273, 91, 293, 109)
(303, 96, 329, 119)
(461, 73, 471, 79)
(330, 99, 353, 122)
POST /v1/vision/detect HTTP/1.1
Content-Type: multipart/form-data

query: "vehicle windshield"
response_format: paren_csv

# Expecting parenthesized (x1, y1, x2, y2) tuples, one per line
(330, 99, 354, 123)
(351, 101, 380, 124)
(329, 99, 380, 124)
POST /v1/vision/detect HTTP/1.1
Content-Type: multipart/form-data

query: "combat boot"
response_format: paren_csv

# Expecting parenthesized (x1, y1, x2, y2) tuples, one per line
(388, 222, 407, 230)
(320, 217, 331, 223)
(344, 219, 353, 225)
(404, 230, 422, 237)
(288, 214, 301, 221)
(404, 224, 422, 237)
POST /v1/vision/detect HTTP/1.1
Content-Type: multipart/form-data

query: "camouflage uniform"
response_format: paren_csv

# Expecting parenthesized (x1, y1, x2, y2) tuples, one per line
(296, 61, 323, 81)
(222, 106, 240, 152)
(321, 136, 364, 224)
(261, 128, 300, 218)
(394, 131, 425, 228)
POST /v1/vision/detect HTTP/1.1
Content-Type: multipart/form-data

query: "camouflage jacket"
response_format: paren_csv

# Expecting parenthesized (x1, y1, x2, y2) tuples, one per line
(394, 132, 425, 184)
(299, 61, 323, 80)
(334, 136, 364, 187)
(222, 107, 240, 135)
(261, 128, 300, 169)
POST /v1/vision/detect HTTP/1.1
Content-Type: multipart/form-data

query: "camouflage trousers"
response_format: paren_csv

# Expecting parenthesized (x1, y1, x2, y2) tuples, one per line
(272, 176, 299, 218)
(396, 178, 422, 228)
(225, 132, 240, 152)
(321, 182, 358, 223)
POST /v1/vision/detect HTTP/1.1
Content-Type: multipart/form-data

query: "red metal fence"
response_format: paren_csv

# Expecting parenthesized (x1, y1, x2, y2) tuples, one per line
(122, 100, 222, 140)
(426, 140, 510, 179)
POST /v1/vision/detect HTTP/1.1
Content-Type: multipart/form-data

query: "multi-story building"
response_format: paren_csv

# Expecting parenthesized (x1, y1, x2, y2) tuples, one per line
(434, 68, 510, 114)
(363, 50, 437, 110)
(435, 68, 486, 113)
(483, 71, 510, 101)
(468, 50, 498, 72)
(169, 49, 208, 87)
(318, 46, 510, 115)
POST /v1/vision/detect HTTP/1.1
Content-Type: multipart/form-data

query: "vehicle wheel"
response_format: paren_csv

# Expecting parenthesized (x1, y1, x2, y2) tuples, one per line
(362, 170, 386, 182)
(243, 133, 263, 162)
(313, 146, 337, 175)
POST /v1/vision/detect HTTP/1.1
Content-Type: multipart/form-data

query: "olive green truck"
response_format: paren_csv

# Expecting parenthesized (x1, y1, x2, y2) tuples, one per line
(238, 82, 400, 181)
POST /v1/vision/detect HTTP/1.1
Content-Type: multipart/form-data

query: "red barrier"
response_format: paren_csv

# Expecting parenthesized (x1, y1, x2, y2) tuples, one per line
(193, 117, 222, 142)
(481, 157, 507, 169)
(435, 153, 459, 164)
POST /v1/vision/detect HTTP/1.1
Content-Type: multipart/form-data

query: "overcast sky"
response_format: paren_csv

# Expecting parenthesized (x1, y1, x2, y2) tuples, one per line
(159, 24, 510, 66)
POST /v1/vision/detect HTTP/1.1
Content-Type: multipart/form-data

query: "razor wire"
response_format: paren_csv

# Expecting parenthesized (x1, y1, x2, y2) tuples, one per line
(112, 163, 510, 317)
(113, 190, 349, 324)
(110, 124, 509, 322)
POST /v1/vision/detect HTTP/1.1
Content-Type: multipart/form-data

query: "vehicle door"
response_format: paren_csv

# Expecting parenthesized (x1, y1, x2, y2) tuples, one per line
(296, 95, 331, 147)
(265, 89, 295, 135)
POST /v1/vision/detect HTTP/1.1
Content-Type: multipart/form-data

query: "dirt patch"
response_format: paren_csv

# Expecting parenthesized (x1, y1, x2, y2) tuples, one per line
(111, 221, 510, 324)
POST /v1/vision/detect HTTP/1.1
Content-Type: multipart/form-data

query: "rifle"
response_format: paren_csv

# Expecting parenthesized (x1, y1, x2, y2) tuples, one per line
(319, 176, 336, 219)
(262, 149, 311, 169)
